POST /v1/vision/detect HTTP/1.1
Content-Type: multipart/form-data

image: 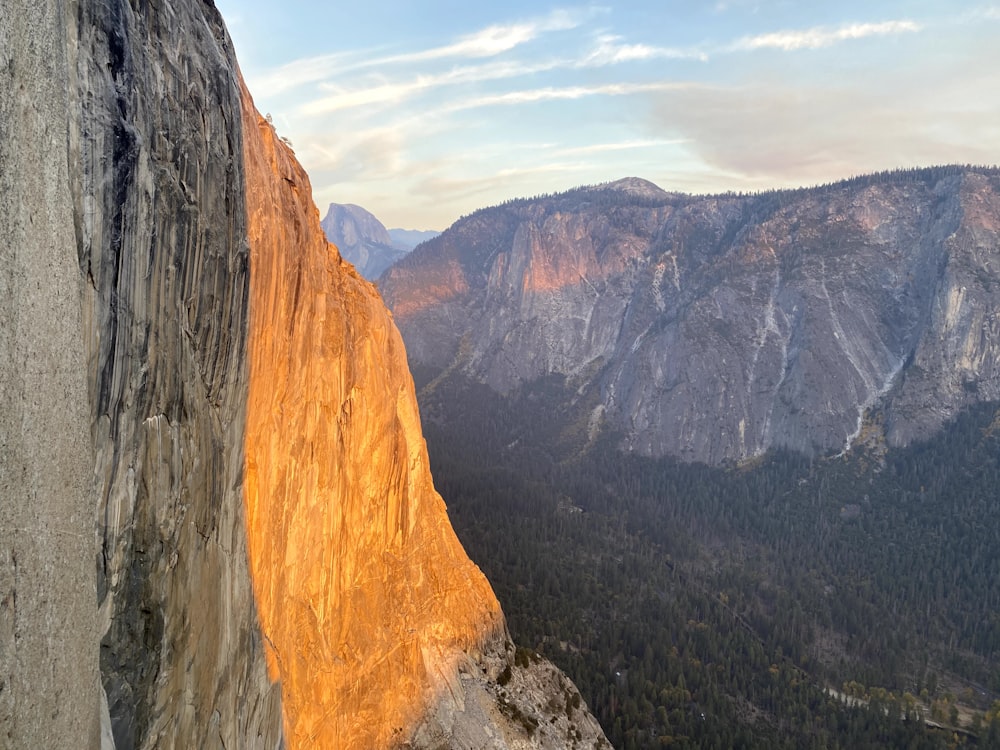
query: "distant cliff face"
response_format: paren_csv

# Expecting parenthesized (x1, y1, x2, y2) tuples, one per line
(321, 202, 409, 279)
(381, 172, 1000, 464)
(2, 1, 609, 748)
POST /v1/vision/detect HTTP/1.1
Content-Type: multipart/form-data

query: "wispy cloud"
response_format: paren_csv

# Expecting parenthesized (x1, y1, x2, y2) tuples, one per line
(445, 81, 703, 112)
(397, 9, 583, 61)
(249, 8, 589, 98)
(251, 52, 361, 98)
(580, 34, 706, 65)
(972, 5, 1000, 20)
(300, 58, 567, 114)
(732, 20, 922, 52)
(646, 60, 1000, 186)
(285, 15, 927, 118)
(551, 139, 688, 157)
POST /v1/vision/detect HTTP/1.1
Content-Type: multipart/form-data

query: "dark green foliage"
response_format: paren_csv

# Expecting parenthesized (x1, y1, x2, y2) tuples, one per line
(499, 694, 539, 736)
(420, 369, 1000, 748)
(498, 664, 513, 686)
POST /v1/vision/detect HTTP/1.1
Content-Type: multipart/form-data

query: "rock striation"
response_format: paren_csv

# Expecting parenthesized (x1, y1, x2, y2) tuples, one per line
(2, 1, 608, 747)
(321, 202, 410, 280)
(71, 1, 281, 747)
(381, 171, 1000, 464)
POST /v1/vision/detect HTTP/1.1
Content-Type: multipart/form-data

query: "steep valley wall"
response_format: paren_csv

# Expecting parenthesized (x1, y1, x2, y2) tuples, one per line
(381, 174, 1000, 464)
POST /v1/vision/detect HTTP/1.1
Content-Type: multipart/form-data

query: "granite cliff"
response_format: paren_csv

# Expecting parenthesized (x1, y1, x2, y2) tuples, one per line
(320, 202, 410, 280)
(0, 1, 608, 748)
(1, 4, 99, 747)
(380, 171, 1000, 464)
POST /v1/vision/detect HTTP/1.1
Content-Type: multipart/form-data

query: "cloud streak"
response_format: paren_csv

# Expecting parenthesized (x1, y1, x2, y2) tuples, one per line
(249, 8, 589, 98)
(300, 57, 574, 114)
(732, 20, 922, 52)
(579, 34, 707, 65)
(443, 81, 703, 112)
(293, 16, 926, 115)
(550, 139, 689, 157)
(398, 8, 583, 61)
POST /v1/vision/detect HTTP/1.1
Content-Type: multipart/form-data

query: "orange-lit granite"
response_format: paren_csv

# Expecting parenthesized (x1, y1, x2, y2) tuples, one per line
(240, 81, 504, 748)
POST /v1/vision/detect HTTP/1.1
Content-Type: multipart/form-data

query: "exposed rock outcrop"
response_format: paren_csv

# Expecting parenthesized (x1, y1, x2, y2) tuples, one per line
(381, 171, 1000, 464)
(243, 78, 609, 750)
(243, 84, 508, 748)
(321, 202, 409, 279)
(411, 641, 611, 750)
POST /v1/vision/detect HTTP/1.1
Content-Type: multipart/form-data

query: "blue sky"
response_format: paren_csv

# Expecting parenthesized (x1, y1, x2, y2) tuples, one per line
(216, 1, 1000, 230)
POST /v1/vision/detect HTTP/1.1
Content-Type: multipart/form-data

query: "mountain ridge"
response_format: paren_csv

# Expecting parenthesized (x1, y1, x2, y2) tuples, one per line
(381, 165, 1000, 464)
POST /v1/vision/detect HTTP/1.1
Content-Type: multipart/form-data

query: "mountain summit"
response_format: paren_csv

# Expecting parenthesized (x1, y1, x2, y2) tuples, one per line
(587, 176, 673, 199)
(320, 202, 409, 279)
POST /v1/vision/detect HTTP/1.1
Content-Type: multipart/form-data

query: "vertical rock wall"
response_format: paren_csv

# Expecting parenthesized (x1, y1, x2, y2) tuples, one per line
(241, 83, 506, 748)
(72, 1, 281, 747)
(0, 2, 99, 747)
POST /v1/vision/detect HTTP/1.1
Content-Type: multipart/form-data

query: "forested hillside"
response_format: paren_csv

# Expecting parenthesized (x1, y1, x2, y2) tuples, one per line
(417, 367, 1000, 748)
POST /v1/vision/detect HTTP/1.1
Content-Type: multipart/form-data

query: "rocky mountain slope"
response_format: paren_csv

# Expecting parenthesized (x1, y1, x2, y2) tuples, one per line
(321, 202, 410, 279)
(380, 171, 1000, 464)
(0, 1, 608, 748)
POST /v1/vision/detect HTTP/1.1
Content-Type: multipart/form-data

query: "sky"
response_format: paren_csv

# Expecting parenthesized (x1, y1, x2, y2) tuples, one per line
(215, 1, 1000, 230)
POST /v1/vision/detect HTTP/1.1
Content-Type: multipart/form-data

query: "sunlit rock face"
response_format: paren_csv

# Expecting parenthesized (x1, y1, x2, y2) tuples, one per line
(381, 171, 1000, 464)
(241, 86, 610, 750)
(241, 86, 512, 747)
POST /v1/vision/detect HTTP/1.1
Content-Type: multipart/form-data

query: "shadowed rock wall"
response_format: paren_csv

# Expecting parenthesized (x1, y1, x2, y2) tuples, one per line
(0, 2, 99, 747)
(72, 1, 281, 747)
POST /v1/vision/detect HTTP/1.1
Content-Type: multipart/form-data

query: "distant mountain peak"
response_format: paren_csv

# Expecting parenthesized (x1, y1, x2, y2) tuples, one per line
(388, 227, 440, 252)
(591, 176, 670, 199)
(320, 202, 406, 280)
